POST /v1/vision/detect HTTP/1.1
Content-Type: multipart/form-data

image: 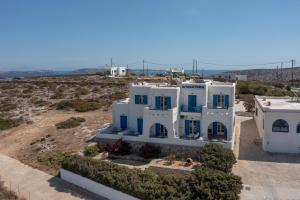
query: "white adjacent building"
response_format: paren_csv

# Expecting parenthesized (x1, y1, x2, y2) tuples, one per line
(254, 96, 300, 153)
(110, 66, 127, 77)
(97, 80, 236, 149)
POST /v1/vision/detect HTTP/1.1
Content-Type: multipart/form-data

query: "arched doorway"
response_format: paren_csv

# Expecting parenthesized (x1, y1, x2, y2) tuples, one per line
(150, 123, 168, 138)
(207, 122, 227, 140)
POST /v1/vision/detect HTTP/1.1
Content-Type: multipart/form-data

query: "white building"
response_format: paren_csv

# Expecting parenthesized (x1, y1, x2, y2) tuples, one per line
(254, 96, 300, 153)
(110, 66, 127, 77)
(97, 80, 236, 149)
(216, 73, 247, 81)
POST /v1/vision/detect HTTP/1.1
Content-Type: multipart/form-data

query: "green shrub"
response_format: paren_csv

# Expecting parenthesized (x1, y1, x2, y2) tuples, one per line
(61, 155, 242, 200)
(198, 144, 236, 173)
(55, 117, 85, 129)
(139, 143, 161, 159)
(0, 118, 20, 131)
(84, 145, 100, 157)
(56, 99, 101, 112)
(97, 142, 109, 152)
(188, 167, 242, 200)
(75, 101, 101, 112)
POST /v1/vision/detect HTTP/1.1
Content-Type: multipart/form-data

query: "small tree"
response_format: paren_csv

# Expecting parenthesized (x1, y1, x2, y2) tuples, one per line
(198, 144, 237, 173)
(242, 95, 255, 112)
(111, 139, 131, 155)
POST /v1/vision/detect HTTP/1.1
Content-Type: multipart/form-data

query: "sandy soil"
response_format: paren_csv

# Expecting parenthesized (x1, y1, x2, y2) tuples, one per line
(0, 109, 111, 175)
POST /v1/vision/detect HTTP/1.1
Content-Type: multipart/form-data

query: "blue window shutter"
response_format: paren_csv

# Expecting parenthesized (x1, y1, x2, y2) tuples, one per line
(143, 95, 148, 104)
(155, 123, 160, 136)
(213, 95, 218, 108)
(155, 96, 161, 109)
(224, 127, 227, 139)
(225, 95, 229, 108)
(135, 95, 141, 104)
(137, 118, 143, 134)
(166, 96, 171, 109)
(195, 120, 200, 134)
(213, 122, 218, 135)
(185, 120, 189, 136)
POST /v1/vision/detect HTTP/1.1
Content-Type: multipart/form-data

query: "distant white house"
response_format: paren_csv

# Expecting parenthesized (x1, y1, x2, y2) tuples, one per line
(216, 73, 247, 81)
(110, 66, 127, 77)
(97, 79, 236, 149)
(254, 96, 300, 153)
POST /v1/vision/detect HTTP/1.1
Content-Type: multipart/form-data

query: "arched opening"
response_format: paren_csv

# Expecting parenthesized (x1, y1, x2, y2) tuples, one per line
(207, 122, 227, 140)
(150, 123, 168, 138)
(272, 119, 289, 132)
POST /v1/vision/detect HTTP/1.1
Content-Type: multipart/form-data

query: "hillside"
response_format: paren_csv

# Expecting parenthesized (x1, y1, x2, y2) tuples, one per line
(226, 66, 300, 82)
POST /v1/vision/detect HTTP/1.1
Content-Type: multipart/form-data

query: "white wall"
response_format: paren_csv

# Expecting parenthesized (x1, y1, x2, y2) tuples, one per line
(207, 85, 235, 108)
(180, 83, 208, 107)
(60, 169, 139, 200)
(263, 111, 300, 153)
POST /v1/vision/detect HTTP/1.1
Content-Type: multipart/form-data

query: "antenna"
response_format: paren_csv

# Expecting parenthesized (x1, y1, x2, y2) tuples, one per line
(291, 59, 295, 86)
(142, 60, 145, 75)
(110, 58, 113, 68)
(196, 59, 198, 73)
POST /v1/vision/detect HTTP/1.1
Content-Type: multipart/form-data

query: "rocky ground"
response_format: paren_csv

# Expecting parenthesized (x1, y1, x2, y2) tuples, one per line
(0, 75, 165, 175)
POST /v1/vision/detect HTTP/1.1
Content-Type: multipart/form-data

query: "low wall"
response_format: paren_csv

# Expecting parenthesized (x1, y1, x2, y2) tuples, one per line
(60, 169, 139, 200)
(96, 138, 202, 159)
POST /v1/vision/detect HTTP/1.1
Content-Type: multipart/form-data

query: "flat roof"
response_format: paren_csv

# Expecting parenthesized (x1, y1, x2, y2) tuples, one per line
(255, 96, 300, 112)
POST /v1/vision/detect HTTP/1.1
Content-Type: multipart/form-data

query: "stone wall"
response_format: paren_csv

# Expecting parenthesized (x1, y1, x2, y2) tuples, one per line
(96, 138, 202, 159)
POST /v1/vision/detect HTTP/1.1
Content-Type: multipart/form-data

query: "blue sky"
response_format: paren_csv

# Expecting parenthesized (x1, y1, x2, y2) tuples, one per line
(0, 0, 299, 70)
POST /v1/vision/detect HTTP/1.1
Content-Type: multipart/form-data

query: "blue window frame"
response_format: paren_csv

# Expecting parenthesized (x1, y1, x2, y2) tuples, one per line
(155, 96, 171, 110)
(135, 95, 148, 104)
(272, 119, 289, 132)
(213, 94, 229, 108)
(185, 120, 200, 136)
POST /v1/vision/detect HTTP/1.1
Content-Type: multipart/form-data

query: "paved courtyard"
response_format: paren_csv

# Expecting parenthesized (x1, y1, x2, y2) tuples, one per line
(234, 102, 300, 199)
(0, 154, 105, 200)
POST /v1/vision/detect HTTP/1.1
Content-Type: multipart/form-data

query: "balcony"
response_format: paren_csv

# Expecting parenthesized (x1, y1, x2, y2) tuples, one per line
(180, 105, 202, 113)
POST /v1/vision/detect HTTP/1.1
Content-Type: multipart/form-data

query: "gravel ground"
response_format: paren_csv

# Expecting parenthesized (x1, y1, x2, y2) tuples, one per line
(233, 102, 300, 199)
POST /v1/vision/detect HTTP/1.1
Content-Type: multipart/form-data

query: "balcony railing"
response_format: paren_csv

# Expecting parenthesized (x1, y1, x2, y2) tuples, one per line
(180, 105, 202, 113)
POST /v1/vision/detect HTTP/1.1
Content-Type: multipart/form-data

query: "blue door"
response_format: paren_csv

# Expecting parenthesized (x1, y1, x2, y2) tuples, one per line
(137, 118, 143, 134)
(188, 95, 197, 112)
(120, 116, 127, 129)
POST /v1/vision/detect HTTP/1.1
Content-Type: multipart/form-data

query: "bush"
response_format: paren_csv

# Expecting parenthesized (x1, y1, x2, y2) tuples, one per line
(188, 167, 242, 200)
(56, 99, 101, 112)
(198, 144, 236, 173)
(55, 117, 85, 129)
(111, 139, 131, 155)
(61, 155, 242, 200)
(84, 145, 100, 157)
(0, 118, 20, 131)
(139, 143, 161, 158)
(97, 142, 109, 152)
